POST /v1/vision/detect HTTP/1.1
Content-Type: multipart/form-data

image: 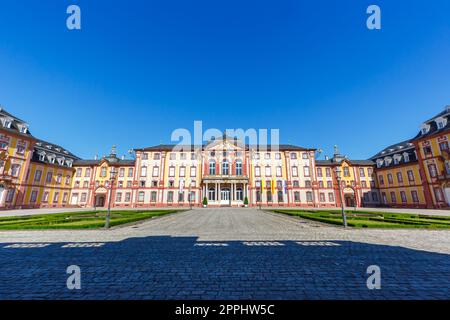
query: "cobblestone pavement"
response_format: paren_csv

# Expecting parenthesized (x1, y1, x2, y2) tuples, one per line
(0, 208, 449, 300)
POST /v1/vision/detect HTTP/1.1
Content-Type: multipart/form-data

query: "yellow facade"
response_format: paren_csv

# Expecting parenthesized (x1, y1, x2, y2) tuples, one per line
(375, 163, 426, 207)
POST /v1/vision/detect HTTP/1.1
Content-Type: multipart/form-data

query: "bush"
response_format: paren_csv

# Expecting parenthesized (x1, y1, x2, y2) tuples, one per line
(243, 196, 249, 206)
(203, 197, 208, 206)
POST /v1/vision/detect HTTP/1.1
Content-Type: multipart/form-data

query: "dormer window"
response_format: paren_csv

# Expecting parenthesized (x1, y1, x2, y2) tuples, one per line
(435, 117, 447, 130)
(384, 157, 392, 166)
(403, 152, 410, 163)
(393, 154, 402, 165)
(421, 123, 431, 135)
(1, 117, 13, 129)
(57, 157, 65, 166)
(17, 124, 29, 134)
(376, 159, 383, 168)
(38, 152, 46, 162)
(47, 154, 56, 164)
(66, 159, 73, 167)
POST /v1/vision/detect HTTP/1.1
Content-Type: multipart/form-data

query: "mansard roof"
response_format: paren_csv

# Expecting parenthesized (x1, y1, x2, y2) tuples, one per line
(73, 159, 135, 167)
(370, 139, 418, 169)
(136, 143, 314, 152)
(370, 139, 415, 159)
(0, 107, 34, 139)
(316, 159, 375, 166)
(412, 105, 450, 141)
(32, 139, 80, 168)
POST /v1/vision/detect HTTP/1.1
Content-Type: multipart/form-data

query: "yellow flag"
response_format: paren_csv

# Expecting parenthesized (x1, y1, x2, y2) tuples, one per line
(261, 180, 265, 193)
(271, 179, 275, 195)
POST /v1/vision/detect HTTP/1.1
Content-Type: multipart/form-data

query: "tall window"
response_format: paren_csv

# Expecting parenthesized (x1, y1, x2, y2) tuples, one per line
(428, 164, 438, 178)
(276, 166, 282, 177)
(306, 191, 313, 202)
(84, 168, 91, 178)
(190, 166, 196, 177)
(128, 168, 134, 178)
(387, 173, 393, 184)
(292, 166, 298, 177)
(277, 191, 283, 202)
(46, 172, 53, 183)
(209, 161, 216, 175)
(265, 166, 271, 176)
(304, 166, 310, 177)
(411, 191, 419, 203)
(400, 191, 407, 203)
(119, 168, 125, 177)
(236, 188, 243, 201)
(152, 166, 159, 177)
(294, 192, 300, 202)
(169, 166, 175, 177)
(151, 191, 157, 202)
(138, 192, 145, 202)
(267, 191, 273, 202)
(407, 170, 415, 182)
(317, 168, 323, 177)
(167, 191, 174, 202)
(396, 172, 404, 183)
(208, 188, 215, 201)
(34, 170, 42, 183)
(140, 166, 147, 177)
(222, 161, 229, 175)
(6, 189, 15, 202)
(343, 167, 350, 177)
(101, 167, 107, 177)
(30, 190, 38, 203)
(11, 164, 21, 177)
(326, 168, 331, 177)
(359, 168, 365, 177)
(328, 192, 335, 202)
(236, 162, 242, 176)
(390, 192, 397, 203)
(179, 166, 186, 177)
(76, 168, 82, 177)
(255, 166, 261, 177)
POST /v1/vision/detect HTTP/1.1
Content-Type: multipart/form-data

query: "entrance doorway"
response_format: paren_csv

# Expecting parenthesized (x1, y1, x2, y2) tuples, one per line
(345, 194, 355, 207)
(95, 195, 106, 207)
(220, 188, 231, 205)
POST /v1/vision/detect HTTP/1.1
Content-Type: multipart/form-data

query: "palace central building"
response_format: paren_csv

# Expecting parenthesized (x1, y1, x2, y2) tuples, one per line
(1, 105, 449, 210)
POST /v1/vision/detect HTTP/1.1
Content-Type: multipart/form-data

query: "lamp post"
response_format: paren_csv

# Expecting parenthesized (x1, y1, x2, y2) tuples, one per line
(105, 167, 118, 229)
(188, 180, 193, 210)
(335, 167, 348, 228)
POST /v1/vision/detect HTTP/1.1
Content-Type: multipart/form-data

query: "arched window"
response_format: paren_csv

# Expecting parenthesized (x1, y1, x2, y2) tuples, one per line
(236, 188, 243, 201)
(208, 187, 215, 201)
(267, 191, 273, 202)
(222, 160, 229, 175)
(209, 161, 216, 175)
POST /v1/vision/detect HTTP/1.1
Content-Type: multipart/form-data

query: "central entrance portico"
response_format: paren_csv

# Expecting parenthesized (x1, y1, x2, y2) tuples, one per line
(201, 135, 249, 207)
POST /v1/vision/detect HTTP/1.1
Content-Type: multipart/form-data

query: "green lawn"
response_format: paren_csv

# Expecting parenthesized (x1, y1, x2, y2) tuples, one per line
(273, 209, 450, 229)
(0, 210, 181, 230)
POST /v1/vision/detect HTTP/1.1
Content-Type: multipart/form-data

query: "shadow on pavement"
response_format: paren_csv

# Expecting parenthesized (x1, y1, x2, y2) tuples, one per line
(0, 236, 449, 300)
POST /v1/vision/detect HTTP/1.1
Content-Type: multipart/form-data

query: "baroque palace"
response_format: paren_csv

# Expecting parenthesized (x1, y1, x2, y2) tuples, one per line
(1, 106, 449, 210)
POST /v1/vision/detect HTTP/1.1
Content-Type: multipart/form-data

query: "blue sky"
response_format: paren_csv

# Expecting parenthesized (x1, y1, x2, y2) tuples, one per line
(0, 0, 449, 160)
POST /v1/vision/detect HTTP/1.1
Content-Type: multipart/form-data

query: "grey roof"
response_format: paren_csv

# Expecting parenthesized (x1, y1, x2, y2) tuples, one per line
(316, 159, 375, 166)
(0, 107, 34, 138)
(370, 139, 415, 159)
(73, 159, 135, 167)
(31, 139, 80, 168)
(136, 144, 314, 152)
(411, 106, 450, 141)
